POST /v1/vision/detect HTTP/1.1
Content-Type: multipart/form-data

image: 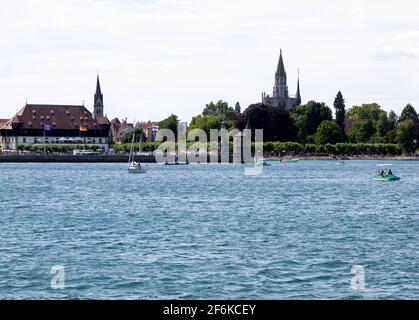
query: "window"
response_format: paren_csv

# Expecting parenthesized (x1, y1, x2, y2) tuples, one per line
(22, 138, 26, 143)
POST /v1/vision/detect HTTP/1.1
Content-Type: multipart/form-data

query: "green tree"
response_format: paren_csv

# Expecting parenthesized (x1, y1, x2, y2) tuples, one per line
(203, 100, 235, 120)
(348, 120, 376, 143)
(315, 120, 342, 145)
(384, 110, 399, 143)
(375, 112, 391, 141)
(189, 114, 234, 136)
(242, 103, 298, 142)
(400, 104, 417, 122)
(388, 110, 398, 130)
(333, 91, 346, 139)
(122, 128, 146, 144)
(397, 120, 416, 154)
(235, 102, 241, 114)
(347, 103, 384, 121)
(291, 101, 333, 142)
(158, 114, 179, 136)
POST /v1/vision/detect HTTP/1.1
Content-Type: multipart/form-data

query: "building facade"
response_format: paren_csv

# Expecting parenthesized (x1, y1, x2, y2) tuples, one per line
(262, 50, 301, 110)
(0, 76, 110, 152)
(138, 121, 159, 142)
(110, 118, 134, 144)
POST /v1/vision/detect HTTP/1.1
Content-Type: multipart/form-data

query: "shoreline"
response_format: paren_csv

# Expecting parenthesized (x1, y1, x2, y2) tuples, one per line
(0, 154, 418, 163)
(265, 156, 419, 161)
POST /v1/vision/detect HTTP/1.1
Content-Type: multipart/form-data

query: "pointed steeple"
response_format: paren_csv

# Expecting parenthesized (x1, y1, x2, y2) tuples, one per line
(276, 49, 286, 76)
(93, 74, 104, 119)
(274, 49, 288, 100)
(295, 69, 301, 106)
(95, 74, 102, 96)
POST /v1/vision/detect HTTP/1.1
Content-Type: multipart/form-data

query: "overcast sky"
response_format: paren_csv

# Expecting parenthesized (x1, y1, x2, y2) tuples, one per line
(1, 0, 418, 122)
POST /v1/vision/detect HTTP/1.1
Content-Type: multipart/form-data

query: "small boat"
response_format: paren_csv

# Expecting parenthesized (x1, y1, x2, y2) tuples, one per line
(280, 156, 299, 163)
(128, 161, 147, 173)
(371, 164, 400, 181)
(255, 157, 271, 167)
(127, 119, 147, 174)
(336, 160, 345, 166)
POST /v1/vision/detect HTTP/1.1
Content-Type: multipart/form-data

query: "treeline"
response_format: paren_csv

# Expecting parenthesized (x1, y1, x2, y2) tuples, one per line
(262, 142, 402, 156)
(17, 144, 101, 153)
(154, 93, 419, 155)
(18, 141, 403, 156)
(112, 141, 402, 156)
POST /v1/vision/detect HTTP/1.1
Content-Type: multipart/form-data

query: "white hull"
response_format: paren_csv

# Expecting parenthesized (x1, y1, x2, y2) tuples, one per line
(128, 167, 147, 174)
(371, 178, 387, 181)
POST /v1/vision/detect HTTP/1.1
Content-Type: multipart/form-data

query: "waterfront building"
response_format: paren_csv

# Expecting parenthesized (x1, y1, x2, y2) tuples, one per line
(262, 50, 301, 110)
(138, 121, 159, 142)
(110, 118, 134, 144)
(0, 76, 110, 152)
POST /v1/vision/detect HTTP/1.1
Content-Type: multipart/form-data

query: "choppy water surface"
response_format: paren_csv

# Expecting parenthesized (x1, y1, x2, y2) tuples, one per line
(0, 160, 418, 299)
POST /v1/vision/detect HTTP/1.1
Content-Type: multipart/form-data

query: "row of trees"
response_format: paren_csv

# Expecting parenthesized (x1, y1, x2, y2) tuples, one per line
(17, 144, 101, 153)
(111, 141, 402, 156)
(154, 93, 419, 154)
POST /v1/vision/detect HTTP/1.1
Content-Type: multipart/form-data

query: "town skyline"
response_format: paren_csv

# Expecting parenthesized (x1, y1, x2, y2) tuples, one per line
(1, 0, 418, 122)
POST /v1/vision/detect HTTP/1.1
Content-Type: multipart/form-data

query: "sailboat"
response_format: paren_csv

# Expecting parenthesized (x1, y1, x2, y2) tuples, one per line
(128, 124, 147, 174)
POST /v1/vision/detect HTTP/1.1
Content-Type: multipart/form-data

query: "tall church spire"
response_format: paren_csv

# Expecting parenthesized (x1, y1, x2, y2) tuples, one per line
(274, 49, 288, 100)
(263, 50, 301, 110)
(276, 49, 286, 76)
(295, 69, 301, 106)
(95, 74, 102, 97)
(94, 74, 104, 119)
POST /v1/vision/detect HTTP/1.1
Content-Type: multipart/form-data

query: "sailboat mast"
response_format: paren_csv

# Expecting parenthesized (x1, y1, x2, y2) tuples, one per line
(129, 119, 135, 164)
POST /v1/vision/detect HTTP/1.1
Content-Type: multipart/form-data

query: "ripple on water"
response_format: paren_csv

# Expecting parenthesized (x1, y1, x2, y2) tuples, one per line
(0, 161, 418, 299)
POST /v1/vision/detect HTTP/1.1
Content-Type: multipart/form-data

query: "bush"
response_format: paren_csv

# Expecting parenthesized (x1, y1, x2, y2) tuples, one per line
(304, 144, 316, 154)
(324, 143, 337, 155)
(264, 142, 401, 156)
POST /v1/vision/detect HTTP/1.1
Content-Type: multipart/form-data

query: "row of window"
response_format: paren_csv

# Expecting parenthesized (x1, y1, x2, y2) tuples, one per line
(1, 136, 107, 144)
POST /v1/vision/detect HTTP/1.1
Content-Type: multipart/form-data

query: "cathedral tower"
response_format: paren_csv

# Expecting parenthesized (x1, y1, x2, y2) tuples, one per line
(274, 49, 289, 99)
(262, 50, 302, 110)
(93, 75, 104, 119)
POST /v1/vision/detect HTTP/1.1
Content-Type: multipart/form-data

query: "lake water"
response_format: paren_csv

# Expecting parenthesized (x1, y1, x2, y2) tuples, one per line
(0, 160, 418, 299)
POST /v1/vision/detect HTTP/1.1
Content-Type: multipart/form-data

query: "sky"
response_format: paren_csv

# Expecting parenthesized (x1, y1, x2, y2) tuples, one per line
(0, 0, 419, 123)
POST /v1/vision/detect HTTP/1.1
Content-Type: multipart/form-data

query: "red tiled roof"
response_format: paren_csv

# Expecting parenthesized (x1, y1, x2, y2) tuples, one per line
(3, 104, 109, 130)
(96, 116, 110, 125)
(138, 122, 158, 130)
(0, 119, 9, 129)
(111, 118, 121, 125)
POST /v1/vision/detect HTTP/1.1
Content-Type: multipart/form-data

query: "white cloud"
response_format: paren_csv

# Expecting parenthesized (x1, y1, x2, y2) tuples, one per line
(377, 31, 419, 60)
(0, 0, 418, 121)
